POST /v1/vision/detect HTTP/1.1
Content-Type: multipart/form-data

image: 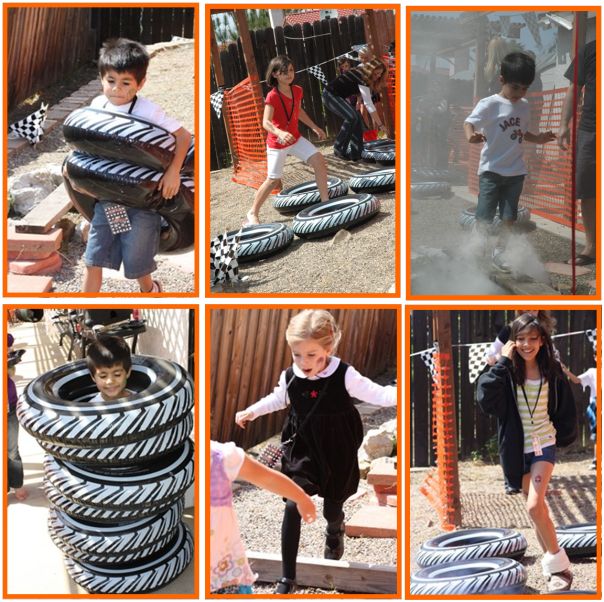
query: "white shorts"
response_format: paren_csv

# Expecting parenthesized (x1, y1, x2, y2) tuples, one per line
(266, 136, 318, 179)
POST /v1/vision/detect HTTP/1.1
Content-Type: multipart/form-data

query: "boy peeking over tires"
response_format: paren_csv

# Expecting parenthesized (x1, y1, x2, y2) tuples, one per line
(86, 335, 132, 402)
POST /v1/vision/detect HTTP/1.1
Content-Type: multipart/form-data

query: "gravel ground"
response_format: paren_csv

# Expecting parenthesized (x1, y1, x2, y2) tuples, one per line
(210, 144, 397, 295)
(232, 370, 398, 594)
(409, 452, 597, 594)
(8, 45, 195, 293)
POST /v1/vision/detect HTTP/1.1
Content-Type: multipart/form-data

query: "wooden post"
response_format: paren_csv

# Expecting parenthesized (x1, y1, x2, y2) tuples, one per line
(432, 310, 462, 527)
(234, 10, 260, 85)
(364, 9, 395, 139)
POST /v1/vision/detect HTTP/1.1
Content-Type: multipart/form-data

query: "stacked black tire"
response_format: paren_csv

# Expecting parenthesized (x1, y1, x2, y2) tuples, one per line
(410, 168, 453, 199)
(17, 355, 195, 594)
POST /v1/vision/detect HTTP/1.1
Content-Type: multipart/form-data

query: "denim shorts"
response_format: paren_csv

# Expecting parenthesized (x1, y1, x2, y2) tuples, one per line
(84, 202, 161, 279)
(476, 171, 525, 223)
(523, 444, 556, 474)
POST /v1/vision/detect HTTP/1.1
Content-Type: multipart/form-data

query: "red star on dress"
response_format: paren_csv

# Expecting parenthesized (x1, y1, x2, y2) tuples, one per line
(310, 390, 318, 398)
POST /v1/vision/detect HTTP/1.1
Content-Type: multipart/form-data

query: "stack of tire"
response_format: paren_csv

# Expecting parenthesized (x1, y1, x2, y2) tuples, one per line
(16, 355, 195, 594)
(410, 168, 453, 199)
(410, 528, 528, 595)
(62, 106, 195, 252)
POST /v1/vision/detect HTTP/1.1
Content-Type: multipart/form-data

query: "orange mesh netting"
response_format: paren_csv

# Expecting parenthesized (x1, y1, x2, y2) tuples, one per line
(419, 351, 459, 531)
(223, 77, 268, 190)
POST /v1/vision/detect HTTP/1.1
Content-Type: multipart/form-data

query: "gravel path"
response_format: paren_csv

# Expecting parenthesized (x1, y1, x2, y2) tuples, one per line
(8, 45, 195, 293)
(210, 145, 396, 295)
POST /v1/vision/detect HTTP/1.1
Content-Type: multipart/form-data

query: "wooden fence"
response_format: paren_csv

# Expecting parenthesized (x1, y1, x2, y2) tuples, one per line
(210, 11, 395, 170)
(210, 308, 398, 449)
(410, 310, 598, 467)
(8, 7, 195, 110)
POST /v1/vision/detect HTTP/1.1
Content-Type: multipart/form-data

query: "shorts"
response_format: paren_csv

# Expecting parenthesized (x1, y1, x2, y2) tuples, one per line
(576, 129, 596, 199)
(266, 136, 318, 179)
(523, 444, 556, 474)
(84, 202, 161, 279)
(476, 171, 525, 223)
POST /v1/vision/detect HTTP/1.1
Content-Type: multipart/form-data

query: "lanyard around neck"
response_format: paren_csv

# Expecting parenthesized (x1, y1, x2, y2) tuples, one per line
(519, 377, 543, 424)
(276, 87, 294, 127)
(104, 94, 138, 114)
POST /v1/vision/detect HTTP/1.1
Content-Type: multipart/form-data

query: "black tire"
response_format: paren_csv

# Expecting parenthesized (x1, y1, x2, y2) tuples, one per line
(363, 138, 394, 150)
(273, 176, 348, 214)
(556, 523, 596, 558)
(46, 487, 175, 523)
(361, 143, 395, 165)
(411, 181, 452, 198)
(292, 194, 380, 239)
(44, 438, 194, 511)
(18, 356, 193, 448)
(416, 528, 527, 567)
(459, 206, 531, 230)
(410, 558, 527, 595)
(64, 522, 193, 594)
(48, 499, 183, 564)
(39, 412, 194, 465)
(411, 168, 451, 182)
(220, 223, 294, 263)
(348, 168, 395, 194)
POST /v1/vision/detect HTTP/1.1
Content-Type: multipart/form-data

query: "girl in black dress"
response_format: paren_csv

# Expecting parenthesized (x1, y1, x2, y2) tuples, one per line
(235, 309, 396, 593)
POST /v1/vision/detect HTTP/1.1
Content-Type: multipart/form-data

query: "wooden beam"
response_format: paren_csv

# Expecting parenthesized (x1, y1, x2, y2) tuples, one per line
(15, 183, 72, 234)
(247, 552, 397, 594)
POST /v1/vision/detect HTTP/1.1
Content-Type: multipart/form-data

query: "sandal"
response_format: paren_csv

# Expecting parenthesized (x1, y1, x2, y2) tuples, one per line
(547, 569, 573, 592)
(275, 577, 297, 594)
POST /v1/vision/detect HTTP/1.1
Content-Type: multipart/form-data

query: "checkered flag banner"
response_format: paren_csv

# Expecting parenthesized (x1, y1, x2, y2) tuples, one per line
(8, 103, 48, 145)
(210, 89, 225, 119)
(308, 65, 328, 85)
(210, 230, 242, 286)
(585, 329, 597, 352)
(420, 347, 437, 380)
(522, 12, 542, 48)
(468, 343, 491, 383)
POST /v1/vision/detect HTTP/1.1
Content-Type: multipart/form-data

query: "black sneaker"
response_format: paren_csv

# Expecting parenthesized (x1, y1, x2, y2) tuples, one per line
(324, 525, 345, 560)
(275, 577, 296, 594)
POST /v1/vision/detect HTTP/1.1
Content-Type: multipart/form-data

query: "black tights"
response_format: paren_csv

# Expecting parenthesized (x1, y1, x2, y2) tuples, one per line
(281, 498, 344, 579)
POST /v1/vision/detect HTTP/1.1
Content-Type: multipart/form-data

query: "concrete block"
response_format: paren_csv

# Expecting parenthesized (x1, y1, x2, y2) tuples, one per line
(7, 227, 63, 260)
(9, 252, 62, 275)
(345, 505, 397, 538)
(7, 273, 53, 293)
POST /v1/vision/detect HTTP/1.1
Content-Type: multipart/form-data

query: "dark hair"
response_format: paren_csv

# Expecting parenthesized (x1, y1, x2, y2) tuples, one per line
(510, 313, 557, 384)
(86, 335, 132, 375)
(265, 55, 294, 88)
(98, 38, 149, 83)
(356, 58, 387, 91)
(513, 310, 556, 335)
(500, 52, 535, 86)
(337, 57, 354, 70)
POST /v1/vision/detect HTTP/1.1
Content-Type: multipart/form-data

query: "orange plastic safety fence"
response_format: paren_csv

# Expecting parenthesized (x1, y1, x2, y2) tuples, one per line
(223, 77, 268, 190)
(419, 352, 459, 531)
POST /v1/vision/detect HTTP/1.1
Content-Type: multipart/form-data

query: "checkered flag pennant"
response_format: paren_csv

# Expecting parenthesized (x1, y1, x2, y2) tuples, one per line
(585, 329, 597, 352)
(210, 230, 241, 286)
(468, 343, 491, 383)
(420, 347, 437, 381)
(8, 103, 48, 145)
(522, 12, 542, 48)
(308, 65, 328, 85)
(210, 89, 225, 119)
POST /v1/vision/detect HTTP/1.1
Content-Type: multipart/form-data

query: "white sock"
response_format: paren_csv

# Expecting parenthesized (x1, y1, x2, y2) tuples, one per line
(541, 548, 570, 576)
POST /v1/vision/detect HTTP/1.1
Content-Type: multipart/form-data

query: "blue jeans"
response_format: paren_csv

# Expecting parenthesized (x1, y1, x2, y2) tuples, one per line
(476, 171, 525, 223)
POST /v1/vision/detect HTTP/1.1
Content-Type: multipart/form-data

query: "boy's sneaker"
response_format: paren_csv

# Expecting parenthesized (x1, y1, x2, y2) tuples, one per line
(492, 248, 511, 273)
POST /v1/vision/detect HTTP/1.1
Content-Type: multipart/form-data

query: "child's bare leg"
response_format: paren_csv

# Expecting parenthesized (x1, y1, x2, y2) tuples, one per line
(522, 472, 546, 552)
(82, 266, 103, 292)
(307, 153, 329, 201)
(138, 274, 154, 293)
(524, 462, 559, 554)
(247, 178, 280, 225)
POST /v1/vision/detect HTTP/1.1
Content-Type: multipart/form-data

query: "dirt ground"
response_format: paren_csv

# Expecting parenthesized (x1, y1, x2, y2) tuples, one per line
(409, 451, 597, 594)
(8, 44, 195, 293)
(210, 144, 397, 295)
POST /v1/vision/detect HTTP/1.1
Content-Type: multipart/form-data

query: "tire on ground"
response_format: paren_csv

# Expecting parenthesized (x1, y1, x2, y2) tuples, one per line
(48, 499, 183, 564)
(221, 223, 294, 263)
(18, 356, 193, 447)
(411, 181, 452, 198)
(416, 528, 527, 567)
(292, 194, 380, 239)
(348, 168, 395, 194)
(458, 206, 531, 230)
(410, 558, 527, 595)
(64, 522, 193, 594)
(273, 176, 348, 214)
(361, 143, 395, 165)
(556, 523, 596, 558)
(411, 168, 451, 182)
(44, 439, 194, 511)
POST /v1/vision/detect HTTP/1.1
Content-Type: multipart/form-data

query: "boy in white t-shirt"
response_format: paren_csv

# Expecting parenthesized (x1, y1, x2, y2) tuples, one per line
(82, 38, 192, 293)
(464, 52, 556, 272)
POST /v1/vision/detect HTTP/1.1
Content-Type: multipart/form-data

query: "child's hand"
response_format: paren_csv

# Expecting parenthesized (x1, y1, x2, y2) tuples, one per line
(235, 409, 254, 429)
(501, 340, 516, 359)
(312, 127, 326, 141)
(468, 132, 486, 144)
(296, 493, 317, 523)
(486, 355, 497, 366)
(277, 130, 296, 145)
(539, 131, 556, 144)
(157, 166, 181, 199)
(557, 126, 570, 150)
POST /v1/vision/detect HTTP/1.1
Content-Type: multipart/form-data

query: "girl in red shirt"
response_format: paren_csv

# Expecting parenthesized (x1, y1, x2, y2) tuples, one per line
(245, 56, 328, 225)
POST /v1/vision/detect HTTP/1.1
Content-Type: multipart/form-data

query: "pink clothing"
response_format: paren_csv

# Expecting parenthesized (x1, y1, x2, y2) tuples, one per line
(210, 441, 256, 592)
